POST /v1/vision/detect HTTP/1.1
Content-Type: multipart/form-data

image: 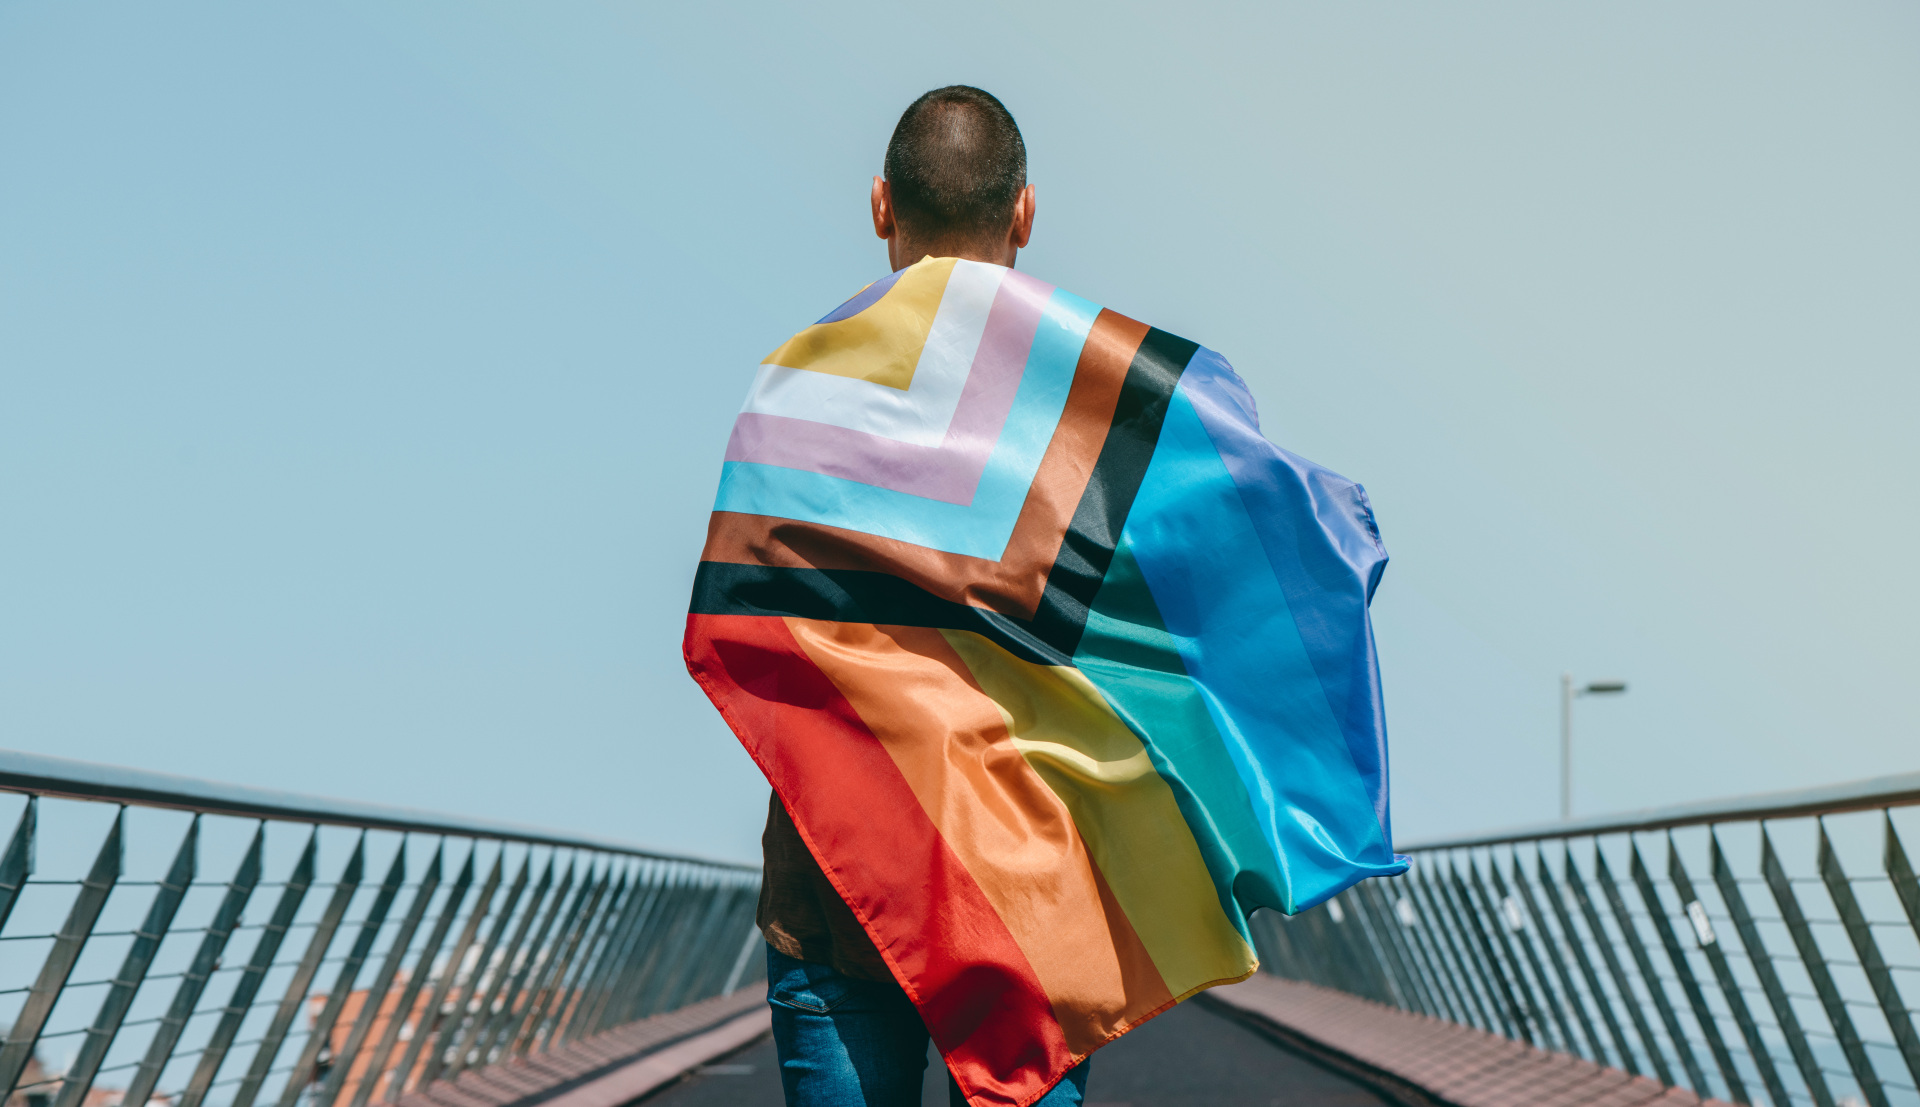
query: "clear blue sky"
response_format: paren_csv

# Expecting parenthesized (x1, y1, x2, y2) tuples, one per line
(2, 3, 1914, 863)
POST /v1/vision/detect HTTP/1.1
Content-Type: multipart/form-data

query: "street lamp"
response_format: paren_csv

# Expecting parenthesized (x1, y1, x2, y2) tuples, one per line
(1561, 674, 1627, 820)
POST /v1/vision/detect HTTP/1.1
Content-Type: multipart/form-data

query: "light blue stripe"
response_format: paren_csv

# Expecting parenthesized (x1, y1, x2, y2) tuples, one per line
(713, 289, 1099, 560)
(1122, 379, 1402, 912)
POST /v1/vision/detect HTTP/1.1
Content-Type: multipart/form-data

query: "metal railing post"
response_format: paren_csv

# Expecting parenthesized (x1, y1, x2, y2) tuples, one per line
(428, 854, 534, 1084)
(619, 874, 695, 1023)
(279, 840, 409, 1107)
(126, 825, 265, 1107)
(1710, 830, 1834, 1107)
(1438, 861, 1521, 1039)
(1594, 844, 1699, 1089)
(1533, 847, 1635, 1071)
(181, 831, 319, 1107)
(1297, 902, 1353, 994)
(675, 884, 747, 1007)
(1409, 862, 1496, 1032)
(1628, 841, 1742, 1102)
(1818, 823, 1920, 1090)
(539, 870, 632, 1050)
(354, 847, 476, 1107)
(0, 799, 35, 938)
(1370, 881, 1445, 1017)
(1250, 909, 1307, 983)
(1508, 852, 1604, 1063)
(316, 844, 445, 1107)
(0, 810, 123, 1098)
(652, 878, 737, 1014)
(54, 816, 199, 1107)
(1890, 815, 1920, 941)
(1666, 835, 1788, 1107)
(1354, 881, 1430, 1016)
(388, 851, 501, 1101)
(508, 864, 612, 1057)
(1565, 845, 1669, 1081)
(1458, 857, 1541, 1044)
(1761, 827, 1888, 1107)
(471, 861, 576, 1067)
(705, 885, 763, 1000)
(1391, 878, 1469, 1025)
(444, 857, 552, 1080)
(570, 864, 663, 1039)
(1488, 855, 1577, 1054)
(232, 834, 368, 1107)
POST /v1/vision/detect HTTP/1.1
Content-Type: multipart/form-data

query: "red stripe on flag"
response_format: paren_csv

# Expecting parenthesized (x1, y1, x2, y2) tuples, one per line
(684, 613, 1074, 1106)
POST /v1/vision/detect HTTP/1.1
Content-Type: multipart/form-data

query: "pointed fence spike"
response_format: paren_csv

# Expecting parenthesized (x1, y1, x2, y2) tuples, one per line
(0, 798, 37, 938)
(1887, 813, 1920, 935)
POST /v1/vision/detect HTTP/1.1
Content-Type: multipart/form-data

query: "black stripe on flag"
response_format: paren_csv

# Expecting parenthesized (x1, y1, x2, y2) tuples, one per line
(1027, 327, 1197, 656)
(689, 562, 1071, 668)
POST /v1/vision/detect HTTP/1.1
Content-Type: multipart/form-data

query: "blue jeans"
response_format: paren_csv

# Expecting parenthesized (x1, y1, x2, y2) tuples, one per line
(765, 945, 1089, 1107)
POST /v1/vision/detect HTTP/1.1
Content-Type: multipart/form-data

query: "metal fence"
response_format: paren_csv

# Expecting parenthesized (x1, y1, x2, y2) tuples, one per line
(1252, 772, 1920, 1107)
(0, 751, 762, 1107)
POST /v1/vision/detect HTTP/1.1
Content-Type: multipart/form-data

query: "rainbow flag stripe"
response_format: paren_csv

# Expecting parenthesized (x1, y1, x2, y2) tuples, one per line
(685, 257, 1407, 1106)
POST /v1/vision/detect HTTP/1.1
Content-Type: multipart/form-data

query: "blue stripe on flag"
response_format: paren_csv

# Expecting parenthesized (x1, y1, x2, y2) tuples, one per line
(1121, 365, 1403, 911)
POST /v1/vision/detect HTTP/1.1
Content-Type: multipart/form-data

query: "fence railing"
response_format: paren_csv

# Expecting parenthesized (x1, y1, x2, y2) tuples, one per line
(1253, 771, 1920, 1107)
(0, 750, 762, 1107)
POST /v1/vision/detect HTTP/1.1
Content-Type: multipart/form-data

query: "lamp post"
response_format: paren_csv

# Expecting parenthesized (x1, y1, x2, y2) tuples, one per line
(1561, 674, 1627, 820)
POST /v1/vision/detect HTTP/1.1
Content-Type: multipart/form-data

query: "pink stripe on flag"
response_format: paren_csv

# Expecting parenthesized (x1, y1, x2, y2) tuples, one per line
(724, 269, 1052, 505)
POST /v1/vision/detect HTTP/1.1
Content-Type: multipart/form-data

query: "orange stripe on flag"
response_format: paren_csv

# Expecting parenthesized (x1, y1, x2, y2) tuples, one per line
(683, 613, 1069, 1105)
(783, 618, 1174, 1054)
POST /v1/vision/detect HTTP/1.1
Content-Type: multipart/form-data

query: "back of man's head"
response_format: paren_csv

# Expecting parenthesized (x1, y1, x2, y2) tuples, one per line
(884, 86, 1026, 254)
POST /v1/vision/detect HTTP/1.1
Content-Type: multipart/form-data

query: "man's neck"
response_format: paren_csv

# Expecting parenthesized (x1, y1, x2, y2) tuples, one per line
(888, 236, 1016, 271)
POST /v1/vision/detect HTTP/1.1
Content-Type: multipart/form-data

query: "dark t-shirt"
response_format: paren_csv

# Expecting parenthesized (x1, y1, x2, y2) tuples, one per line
(757, 791, 894, 982)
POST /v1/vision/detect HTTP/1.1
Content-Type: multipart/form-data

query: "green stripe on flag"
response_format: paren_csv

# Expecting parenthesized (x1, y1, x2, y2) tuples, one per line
(1075, 537, 1291, 928)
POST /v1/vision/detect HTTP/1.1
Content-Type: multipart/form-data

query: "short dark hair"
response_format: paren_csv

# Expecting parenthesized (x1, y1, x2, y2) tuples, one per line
(884, 86, 1027, 243)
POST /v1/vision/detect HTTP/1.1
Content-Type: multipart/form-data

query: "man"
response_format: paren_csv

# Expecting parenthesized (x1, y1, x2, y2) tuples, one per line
(686, 86, 1403, 1107)
(751, 86, 1077, 1107)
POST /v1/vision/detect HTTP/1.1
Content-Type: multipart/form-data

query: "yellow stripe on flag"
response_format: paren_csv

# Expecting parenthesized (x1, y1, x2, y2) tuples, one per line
(940, 630, 1257, 997)
(760, 256, 955, 390)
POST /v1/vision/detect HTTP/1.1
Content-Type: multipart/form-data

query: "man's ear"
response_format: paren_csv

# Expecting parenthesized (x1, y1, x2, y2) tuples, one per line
(871, 177, 896, 241)
(1009, 184, 1035, 250)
